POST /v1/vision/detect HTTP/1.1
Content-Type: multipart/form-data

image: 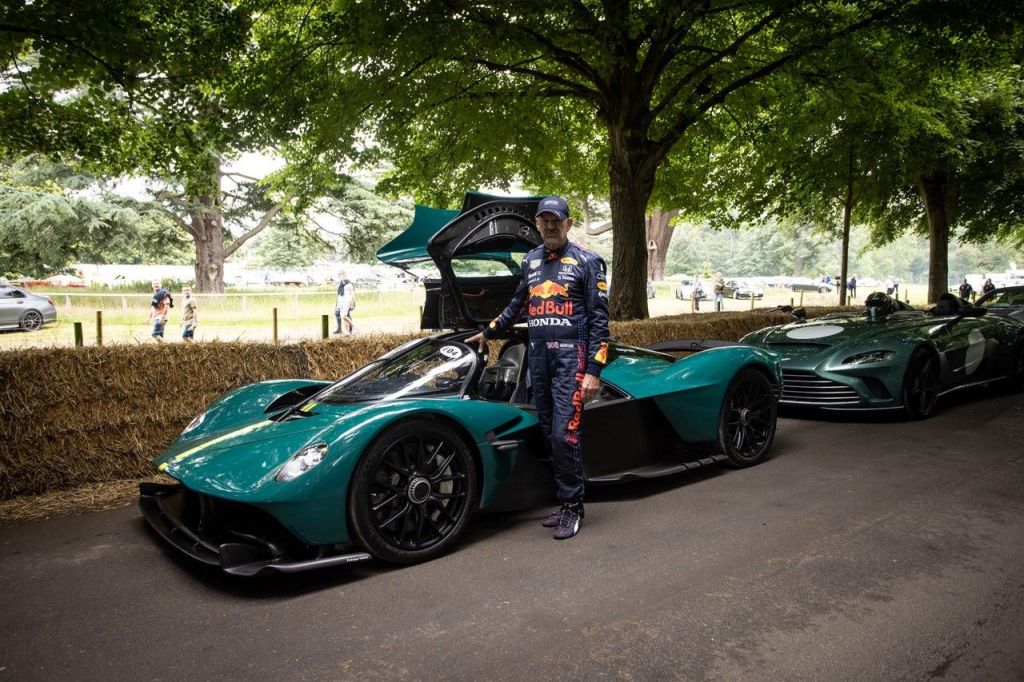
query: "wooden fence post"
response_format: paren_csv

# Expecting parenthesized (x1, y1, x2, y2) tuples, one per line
(322, 314, 329, 339)
(73, 322, 83, 347)
(96, 311, 103, 346)
(272, 307, 278, 344)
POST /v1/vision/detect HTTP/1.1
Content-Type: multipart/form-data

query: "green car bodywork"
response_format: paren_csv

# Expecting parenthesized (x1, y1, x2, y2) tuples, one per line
(152, 338, 778, 548)
(740, 294, 1024, 417)
(155, 379, 537, 546)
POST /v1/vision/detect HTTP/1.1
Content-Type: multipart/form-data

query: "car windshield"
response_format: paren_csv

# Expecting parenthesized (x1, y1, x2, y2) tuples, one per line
(316, 339, 478, 404)
(980, 290, 1024, 307)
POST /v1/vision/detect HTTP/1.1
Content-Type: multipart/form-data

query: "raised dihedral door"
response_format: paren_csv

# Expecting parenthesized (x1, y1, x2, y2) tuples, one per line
(424, 196, 542, 330)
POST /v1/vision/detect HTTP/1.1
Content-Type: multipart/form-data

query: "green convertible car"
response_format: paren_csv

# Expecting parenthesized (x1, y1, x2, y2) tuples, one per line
(140, 193, 781, 575)
(738, 292, 1024, 418)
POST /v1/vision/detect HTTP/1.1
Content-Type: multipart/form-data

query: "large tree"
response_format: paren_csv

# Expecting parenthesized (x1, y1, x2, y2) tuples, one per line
(710, 3, 1024, 303)
(0, 1, 315, 291)
(260, 0, 905, 319)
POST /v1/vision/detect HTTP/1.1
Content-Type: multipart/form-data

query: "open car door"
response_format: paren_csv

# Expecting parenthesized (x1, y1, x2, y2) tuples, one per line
(378, 192, 543, 330)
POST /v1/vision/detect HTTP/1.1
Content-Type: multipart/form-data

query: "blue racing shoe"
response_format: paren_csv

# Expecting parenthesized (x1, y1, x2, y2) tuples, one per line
(553, 503, 584, 540)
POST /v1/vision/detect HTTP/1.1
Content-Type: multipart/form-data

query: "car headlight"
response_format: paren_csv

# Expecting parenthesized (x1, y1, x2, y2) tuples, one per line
(842, 350, 896, 365)
(182, 411, 206, 434)
(275, 442, 328, 482)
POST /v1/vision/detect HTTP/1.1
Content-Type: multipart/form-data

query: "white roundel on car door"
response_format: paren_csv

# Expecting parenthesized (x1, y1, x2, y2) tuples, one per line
(785, 325, 845, 340)
(963, 328, 986, 375)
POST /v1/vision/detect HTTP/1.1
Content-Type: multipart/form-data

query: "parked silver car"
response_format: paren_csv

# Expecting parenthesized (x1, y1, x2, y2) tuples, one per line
(0, 285, 58, 331)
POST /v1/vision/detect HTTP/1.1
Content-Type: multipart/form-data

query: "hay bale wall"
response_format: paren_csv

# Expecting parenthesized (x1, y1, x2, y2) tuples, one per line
(0, 310, 838, 501)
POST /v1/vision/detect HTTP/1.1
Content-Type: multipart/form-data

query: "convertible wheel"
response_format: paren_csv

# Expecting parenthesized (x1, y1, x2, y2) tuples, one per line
(902, 349, 940, 419)
(348, 419, 478, 564)
(718, 368, 777, 467)
(19, 310, 43, 331)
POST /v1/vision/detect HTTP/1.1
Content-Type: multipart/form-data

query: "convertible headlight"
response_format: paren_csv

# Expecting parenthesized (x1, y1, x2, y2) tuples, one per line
(842, 350, 896, 365)
(275, 442, 328, 482)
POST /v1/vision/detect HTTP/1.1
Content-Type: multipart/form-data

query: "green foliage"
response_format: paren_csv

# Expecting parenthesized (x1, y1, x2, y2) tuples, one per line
(253, 225, 333, 270)
(663, 219, 1024, 283)
(316, 181, 415, 263)
(0, 155, 190, 275)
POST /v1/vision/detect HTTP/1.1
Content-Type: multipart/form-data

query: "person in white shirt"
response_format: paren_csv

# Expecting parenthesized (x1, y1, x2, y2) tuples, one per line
(334, 271, 356, 335)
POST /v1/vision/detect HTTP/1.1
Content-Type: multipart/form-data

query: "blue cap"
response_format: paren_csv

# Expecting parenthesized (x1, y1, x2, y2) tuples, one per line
(535, 195, 570, 220)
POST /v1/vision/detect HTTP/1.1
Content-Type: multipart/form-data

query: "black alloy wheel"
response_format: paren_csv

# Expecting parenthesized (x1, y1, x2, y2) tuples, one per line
(718, 368, 778, 467)
(20, 310, 43, 331)
(348, 419, 478, 564)
(902, 349, 941, 419)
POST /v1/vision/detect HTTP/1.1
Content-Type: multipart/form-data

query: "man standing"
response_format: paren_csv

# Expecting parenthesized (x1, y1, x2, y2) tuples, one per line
(848, 274, 858, 301)
(713, 272, 725, 312)
(334, 271, 355, 335)
(958, 277, 973, 301)
(467, 196, 609, 540)
(181, 287, 198, 342)
(147, 280, 172, 343)
(982, 277, 996, 295)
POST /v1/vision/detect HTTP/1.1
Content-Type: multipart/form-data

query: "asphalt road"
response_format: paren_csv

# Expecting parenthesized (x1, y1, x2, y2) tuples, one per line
(2, 390, 1023, 681)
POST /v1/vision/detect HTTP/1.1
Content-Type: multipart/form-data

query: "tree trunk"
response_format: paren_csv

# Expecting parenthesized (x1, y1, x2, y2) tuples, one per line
(608, 175, 656, 320)
(645, 208, 679, 281)
(188, 156, 227, 293)
(839, 146, 855, 306)
(191, 202, 226, 293)
(919, 171, 951, 303)
(607, 117, 658, 320)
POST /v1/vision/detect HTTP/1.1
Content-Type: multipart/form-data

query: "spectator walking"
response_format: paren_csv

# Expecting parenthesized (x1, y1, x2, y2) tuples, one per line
(466, 195, 609, 541)
(713, 272, 725, 312)
(147, 280, 172, 343)
(334, 271, 356, 335)
(181, 286, 198, 342)
(958, 277, 973, 301)
(693, 277, 703, 311)
(982, 277, 996, 295)
(848, 274, 858, 301)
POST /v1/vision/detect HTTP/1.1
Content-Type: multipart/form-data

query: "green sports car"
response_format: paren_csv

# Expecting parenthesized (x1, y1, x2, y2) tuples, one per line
(739, 292, 1024, 419)
(140, 193, 781, 575)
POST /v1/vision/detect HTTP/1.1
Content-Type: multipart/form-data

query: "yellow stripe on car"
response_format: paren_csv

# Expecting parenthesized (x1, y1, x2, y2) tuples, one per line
(159, 420, 274, 470)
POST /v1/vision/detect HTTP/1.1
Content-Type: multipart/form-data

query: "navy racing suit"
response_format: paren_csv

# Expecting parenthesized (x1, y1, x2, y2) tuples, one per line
(482, 240, 610, 503)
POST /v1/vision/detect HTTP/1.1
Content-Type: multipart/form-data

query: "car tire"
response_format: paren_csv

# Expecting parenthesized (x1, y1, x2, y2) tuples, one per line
(348, 418, 479, 564)
(19, 309, 44, 331)
(901, 348, 940, 419)
(818, 286, 829, 294)
(718, 368, 778, 468)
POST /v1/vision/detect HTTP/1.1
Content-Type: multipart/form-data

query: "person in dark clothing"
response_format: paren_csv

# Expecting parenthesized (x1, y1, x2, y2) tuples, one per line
(467, 195, 610, 540)
(958, 278, 974, 301)
(982, 278, 996, 295)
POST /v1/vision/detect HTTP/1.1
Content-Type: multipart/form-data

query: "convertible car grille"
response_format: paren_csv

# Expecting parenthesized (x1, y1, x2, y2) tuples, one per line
(780, 370, 860, 405)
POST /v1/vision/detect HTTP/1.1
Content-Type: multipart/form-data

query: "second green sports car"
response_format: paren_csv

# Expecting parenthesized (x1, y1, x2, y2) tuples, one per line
(739, 292, 1024, 418)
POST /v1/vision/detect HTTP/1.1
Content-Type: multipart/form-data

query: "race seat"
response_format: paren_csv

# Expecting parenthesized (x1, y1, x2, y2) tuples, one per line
(478, 343, 525, 402)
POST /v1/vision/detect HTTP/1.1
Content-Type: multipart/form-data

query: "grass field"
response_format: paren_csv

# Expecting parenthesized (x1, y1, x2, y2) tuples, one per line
(0, 281, 927, 351)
